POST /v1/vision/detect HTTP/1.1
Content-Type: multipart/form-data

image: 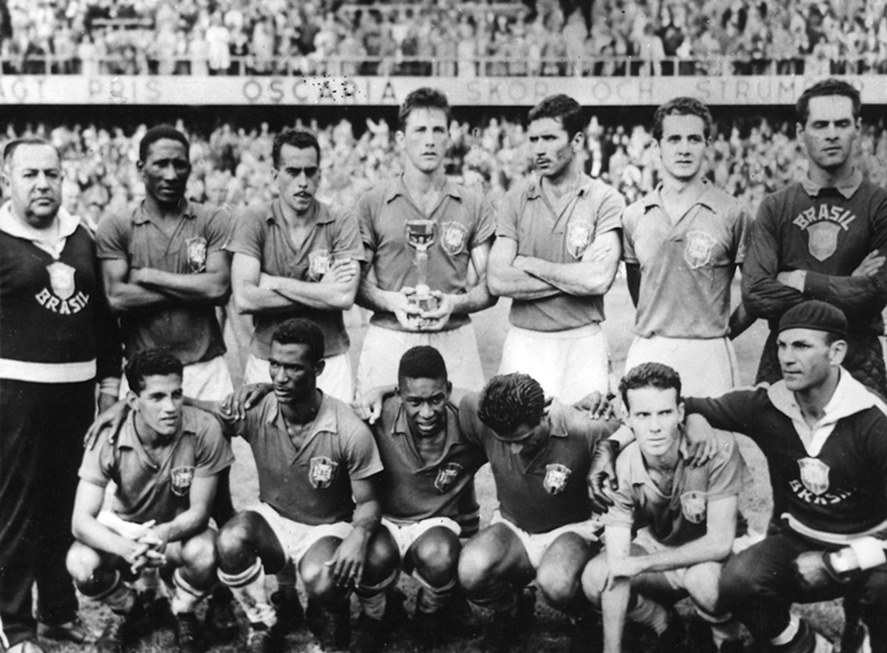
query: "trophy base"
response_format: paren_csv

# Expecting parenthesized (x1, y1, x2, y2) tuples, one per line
(408, 292, 439, 328)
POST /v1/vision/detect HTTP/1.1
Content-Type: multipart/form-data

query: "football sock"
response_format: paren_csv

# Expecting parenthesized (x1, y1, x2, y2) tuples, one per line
(219, 558, 276, 628)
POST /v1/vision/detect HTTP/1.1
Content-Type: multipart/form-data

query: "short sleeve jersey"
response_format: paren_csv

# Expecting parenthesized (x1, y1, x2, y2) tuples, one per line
(78, 407, 234, 524)
(224, 392, 383, 525)
(372, 395, 488, 523)
(604, 430, 746, 547)
(622, 183, 750, 338)
(356, 176, 495, 332)
(226, 199, 365, 359)
(96, 201, 230, 364)
(459, 393, 620, 533)
(496, 174, 624, 332)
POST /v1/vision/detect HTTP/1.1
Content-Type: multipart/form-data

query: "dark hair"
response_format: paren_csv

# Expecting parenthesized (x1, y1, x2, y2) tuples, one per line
(125, 349, 183, 394)
(272, 128, 321, 169)
(398, 346, 448, 384)
(527, 94, 585, 139)
(139, 125, 190, 162)
(796, 79, 861, 125)
(3, 137, 60, 167)
(271, 318, 325, 364)
(399, 87, 451, 130)
(619, 363, 682, 410)
(652, 96, 713, 141)
(478, 373, 546, 435)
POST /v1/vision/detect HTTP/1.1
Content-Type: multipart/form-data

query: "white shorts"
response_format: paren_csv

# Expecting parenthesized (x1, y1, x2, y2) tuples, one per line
(624, 335, 741, 398)
(356, 323, 485, 396)
(250, 502, 353, 568)
(492, 510, 603, 570)
(120, 355, 233, 402)
(244, 352, 354, 403)
(381, 516, 461, 559)
(498, 324, 609, 403)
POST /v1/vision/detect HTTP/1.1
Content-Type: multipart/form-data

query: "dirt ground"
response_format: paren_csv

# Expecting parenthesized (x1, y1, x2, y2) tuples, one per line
(45, 276, 850, 653)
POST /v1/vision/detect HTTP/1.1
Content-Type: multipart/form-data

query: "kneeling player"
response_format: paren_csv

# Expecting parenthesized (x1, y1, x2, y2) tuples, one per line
(206, 319, 384, 653)
(582, 363, 745, 653)
(67, 350, 234, 653)
(456, 374, 623, 652)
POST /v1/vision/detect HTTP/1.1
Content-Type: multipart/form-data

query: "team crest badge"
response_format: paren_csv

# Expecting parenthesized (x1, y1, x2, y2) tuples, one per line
(543, 464, 571, 495)
(46, 261, 76, 300)
(798, 457, 830, 495)
(309, 456, 339, 489)
(566, 220, 593, 259)
(441, 221, 468, 256)
(186, 237, 207, 272)
(683, 231, 717, 269)
(170, 466, 195, 497)
(308, 249, 332, 281)
(806, 222, 840, 262)
(680, 491, 707, 524)
(434, 462, 463, 493)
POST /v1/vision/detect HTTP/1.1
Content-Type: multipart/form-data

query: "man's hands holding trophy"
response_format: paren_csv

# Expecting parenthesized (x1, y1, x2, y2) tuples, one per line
(399, 218, 453, 331)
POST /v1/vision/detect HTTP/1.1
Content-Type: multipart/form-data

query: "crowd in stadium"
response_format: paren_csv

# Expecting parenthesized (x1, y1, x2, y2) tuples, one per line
(3, 0, 887, 76)
(16, 109, 887, 229)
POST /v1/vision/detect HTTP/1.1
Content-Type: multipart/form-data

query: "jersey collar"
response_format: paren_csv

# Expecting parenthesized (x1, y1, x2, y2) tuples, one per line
(526, 173, 594, 201)
(642, 179, 718, 213)
(0, 201, 80, 256)
(133, 199, 199, 225)
(800, 168, 862, 200)
(268, 392, 338, 457)
(269, 197, 332, 225)
(384, 174, 464, 204)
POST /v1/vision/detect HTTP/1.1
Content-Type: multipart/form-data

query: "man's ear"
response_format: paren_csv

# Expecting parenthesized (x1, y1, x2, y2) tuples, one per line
(830, 339, 848, 367)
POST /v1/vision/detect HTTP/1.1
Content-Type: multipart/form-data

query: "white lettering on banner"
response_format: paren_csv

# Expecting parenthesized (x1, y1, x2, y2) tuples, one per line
(0, 75, 884, 106)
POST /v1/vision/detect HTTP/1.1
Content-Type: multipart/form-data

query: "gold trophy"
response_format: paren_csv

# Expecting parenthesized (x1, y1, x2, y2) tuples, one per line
(405, 218, 439, 319)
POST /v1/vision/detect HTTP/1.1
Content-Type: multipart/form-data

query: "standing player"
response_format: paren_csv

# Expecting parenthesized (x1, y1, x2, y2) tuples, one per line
(355, 87, 496, 396)
(582, 363, 746, 653)
(742, 78, 887, 396)
(67, 350, 233, 653)
(488, 94, 625, 402)
(96, 124, 237, 634)
(456, 373, 623, 652)
(228, 128, 363, 402)
(0, 138, 121, 653)
(622, 97, 751, 396)
(202, 319, 384, 653)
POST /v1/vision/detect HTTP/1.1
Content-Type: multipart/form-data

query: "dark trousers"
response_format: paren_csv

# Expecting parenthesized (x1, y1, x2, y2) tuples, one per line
(719, 530, 887, 652)
(757, 329, 887, 397)
(0, 379, 93, 647)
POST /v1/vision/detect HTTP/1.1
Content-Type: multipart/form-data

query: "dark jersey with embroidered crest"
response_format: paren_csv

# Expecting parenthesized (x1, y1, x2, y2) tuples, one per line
(459, 393, 619, 533)
(372, 395, 486, 526)
(685, 373, 887, 542)
(604, 431, 746, 546)
(221, 392, 383, 525)
(79, 407, 233, 524)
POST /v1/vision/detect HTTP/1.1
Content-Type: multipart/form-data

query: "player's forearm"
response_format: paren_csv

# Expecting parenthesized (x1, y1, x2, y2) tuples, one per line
(266, 275, 356, 311)
(351, 498, 382, 539)
(233, 282, 295, 314)
(803, 272, 887, 314)
(136, 268, 230, 305)
(518, 256, 616, 296)
(156, 507, 210, 544)
(632, 534, 733, 574)
(73, 516, 139, 560)
(601, 580, 630, 653)
(486, 261, 561, 299)
(106, 282, 170, 312)
(357, 276, 401, 313)
(448, 279, 497, 315)
(728, 302, 756, 340)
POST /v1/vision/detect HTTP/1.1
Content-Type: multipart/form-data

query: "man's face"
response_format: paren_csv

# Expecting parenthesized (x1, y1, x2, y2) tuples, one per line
(528, 117, 577, 181)
(399, 107, 449, 174)
(139, 138, 191, 206)
(625, 386, 684, 460)
(399, 376, 451, 437)
(658, 113, 707, 182)
(798, 95, 859, 174)
(269, 341, 319, 403)
(275, 144, 319, 216)
(5, 144, 63, 228)
(777, 328, 842, 392)
(130, 373, 184, 440)
(494, 418, 549, 458)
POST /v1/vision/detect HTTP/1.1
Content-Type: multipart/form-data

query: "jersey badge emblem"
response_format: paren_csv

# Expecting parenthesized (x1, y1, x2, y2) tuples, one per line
(543, 463, 571, 494)
(186, 237, 208, 272)
(170, 465, 195, 497)
(683, 231, 717, 269)
(441, 221, 468, 256)
(434, 462, 464, 493)
(308, 249, 332, 281)
(47, 261, 76, 300)
(566, 220, 593, 259)
(798, 457, 830, 495)
(806, 222, 840, 262)
(680, 491, 706, 524)
(309, 456, 339, 489)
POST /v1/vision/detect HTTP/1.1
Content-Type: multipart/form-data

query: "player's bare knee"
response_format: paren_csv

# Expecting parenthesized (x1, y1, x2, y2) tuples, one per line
(537, 565, 578, 607)
(66, 541, 103, 586)
(181, 531, 218, 576)
(580, 555, 608, 605)
(457, 542, 495, 592)
(413, 529, 459, 586)
(683, 562, 722, 614)
(216, 513, 255, 567)
(362, 529, 399, 586)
